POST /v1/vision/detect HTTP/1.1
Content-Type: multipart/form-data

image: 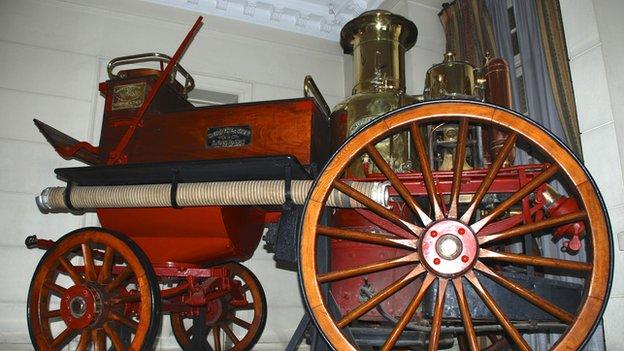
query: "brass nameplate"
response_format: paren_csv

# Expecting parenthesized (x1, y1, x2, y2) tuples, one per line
(111, 82, 147, 111)
(206, 126, 252, 148)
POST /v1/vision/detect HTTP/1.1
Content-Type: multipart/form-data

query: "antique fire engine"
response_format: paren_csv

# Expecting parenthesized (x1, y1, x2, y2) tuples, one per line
(24, 10, 611, 351)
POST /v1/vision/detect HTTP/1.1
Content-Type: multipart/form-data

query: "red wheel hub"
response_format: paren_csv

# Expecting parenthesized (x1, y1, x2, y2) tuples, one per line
(60, 285, 102, 329)
(420, 220, 478, 277)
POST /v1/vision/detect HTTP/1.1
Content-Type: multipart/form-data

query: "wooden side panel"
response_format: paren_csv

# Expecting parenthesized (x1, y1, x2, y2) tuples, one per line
(98, 93, 330, 166)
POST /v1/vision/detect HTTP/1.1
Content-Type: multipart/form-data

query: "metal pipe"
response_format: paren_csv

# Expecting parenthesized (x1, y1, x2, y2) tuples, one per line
(36, 180, 389, 213)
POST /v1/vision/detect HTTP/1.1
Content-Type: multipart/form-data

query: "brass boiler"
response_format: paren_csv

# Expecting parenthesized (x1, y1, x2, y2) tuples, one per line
(424, 52, 515, 166)
(424, 52, 485, 100)
(331, 10, 418, 176)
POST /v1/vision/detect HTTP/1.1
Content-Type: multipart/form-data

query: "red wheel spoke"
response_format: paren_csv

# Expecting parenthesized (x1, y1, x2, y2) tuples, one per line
(473, 262, 574, 323)
(107, 267, 133, 292)
(428, 278, 449, 351)
(44, 309, 62, 319)
(98, 246, 114, 284)
(479, 248, 592, 272)
(365, 143, 432, 225)
(59, 256, 83, 285)
(318, 252, 419, 283)
(465, 271, 531, 351)
(471, 164, 560, 232)
(333, 180, 422, 235)
(337, 265, 426, 328)
(234, 302, 254, 311)
(448, 119, 469, 219)
(317, 226, 417, 250)
(81, 242, 97, 281)
(222, 323, 240, 344)
(111, 293, 141, 305)
(461, 133, 518, 224)
(43, 281, 67, 296)
(104, 322, 127, 351)
(381, 273, 436, 351)
(92, 328, 106, 351)
(453, 278, 479, 351)
(51, 327, 75, 349)
(213, 326, 222, 351)
(411, 123, 443, 220)
(479, 211, 587, 245)
(229, 314, 252, 329)
(76, 330, 90, 351)
(109, 311, 139, 330)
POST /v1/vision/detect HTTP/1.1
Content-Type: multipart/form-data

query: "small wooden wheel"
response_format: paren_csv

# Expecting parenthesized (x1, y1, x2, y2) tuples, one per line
(299, 101, 612, 350)
(170, 262, 267, 351)
(27, 227, 161, 351)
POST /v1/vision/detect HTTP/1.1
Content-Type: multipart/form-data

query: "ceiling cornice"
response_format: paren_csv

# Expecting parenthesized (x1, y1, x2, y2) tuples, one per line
(142, 0, 384, 41)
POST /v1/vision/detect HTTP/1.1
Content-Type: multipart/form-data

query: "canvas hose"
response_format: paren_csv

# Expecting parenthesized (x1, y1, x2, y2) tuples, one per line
(36, 180, 389, 212)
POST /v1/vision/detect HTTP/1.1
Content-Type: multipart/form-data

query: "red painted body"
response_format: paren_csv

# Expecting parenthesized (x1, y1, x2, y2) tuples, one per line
(97, 206, 265, 265)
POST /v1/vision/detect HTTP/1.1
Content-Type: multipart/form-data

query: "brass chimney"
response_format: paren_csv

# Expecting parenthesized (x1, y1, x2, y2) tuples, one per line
(331, 10, 418, 176)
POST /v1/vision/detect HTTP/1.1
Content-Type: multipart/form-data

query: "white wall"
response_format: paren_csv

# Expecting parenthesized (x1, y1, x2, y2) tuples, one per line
(0, 0, 345, 349)
(559, 0, 624, 349)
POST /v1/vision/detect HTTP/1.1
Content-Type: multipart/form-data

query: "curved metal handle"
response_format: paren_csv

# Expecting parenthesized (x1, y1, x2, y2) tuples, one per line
(107, 52, 195, 94)
(303, 75, 331, 120)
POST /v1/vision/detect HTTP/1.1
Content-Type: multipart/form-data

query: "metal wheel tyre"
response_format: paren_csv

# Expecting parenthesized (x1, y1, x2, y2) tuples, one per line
(170, 262, 267, 351)
(299, 101, 612, 350)
(27, 227, 162, 351)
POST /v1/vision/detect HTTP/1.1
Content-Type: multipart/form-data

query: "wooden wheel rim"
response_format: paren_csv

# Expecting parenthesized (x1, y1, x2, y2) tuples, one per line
(27, 227, 161, 351)
(170, 262, 267, 351)
(299, 101, 612, 351)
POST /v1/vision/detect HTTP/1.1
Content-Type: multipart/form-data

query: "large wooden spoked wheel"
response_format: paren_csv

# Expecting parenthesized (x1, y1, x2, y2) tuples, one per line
(170, 262, 267, 351)
(299, 101, 612, 351)
(27, 227, 161, 351)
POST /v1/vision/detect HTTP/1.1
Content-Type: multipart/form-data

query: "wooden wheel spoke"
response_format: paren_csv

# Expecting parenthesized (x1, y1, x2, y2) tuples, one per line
(448, 119, 469, 219)
(317, 225, 418, 250)
(381, 273, 436, 351)
(43, 281, 67, 296)
(428, 278, 449, 351)
(336, 265, 426, 328)
(479, 211, 587, 245)
(107, 267, 134, 292)
(453, 278, 479, 351)
(98, 246, 115, 284)
(92, 328, 106, 351)
(461, 133, 518, 223)
(109, 311, 139, 330)
(473, 262, 574, 323)
(472, 164, 560, 232)
(332, 180, 422, 236)
(81, 242, 97, 281)
(228, 314, 252, 329)
(58, 256, 83, 285)
(222, 323, 240, 344)
(76, 330, 90, 351)
(51, 327, 75, 349)
(365, 143, 432, 225)
(318, 252, 419, 283)
(104, 322, 127, 351)
(465, 271, 531, 351)
(411, 123, 443, 220)
(234, 302, 254, 311)
(213, 326, 222, 351)
(479, 248, 592, 272)
(111, 293, 141, 305)
(45, 309, 62, 319)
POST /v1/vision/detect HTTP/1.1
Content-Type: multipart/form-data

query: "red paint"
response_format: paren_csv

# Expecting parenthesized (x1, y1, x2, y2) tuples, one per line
(97, 206, 264, 265)
(458, 228, 465, 235)
(433, 257, 441, 265)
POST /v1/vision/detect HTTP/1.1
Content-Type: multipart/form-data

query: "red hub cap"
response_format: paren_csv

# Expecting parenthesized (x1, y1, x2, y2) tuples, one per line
(60, 285, 101, 329)
(420, 220, 478, 277)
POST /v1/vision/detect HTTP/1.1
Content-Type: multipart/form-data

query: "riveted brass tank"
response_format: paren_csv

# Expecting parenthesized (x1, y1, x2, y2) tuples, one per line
(331, 10, 419, 177)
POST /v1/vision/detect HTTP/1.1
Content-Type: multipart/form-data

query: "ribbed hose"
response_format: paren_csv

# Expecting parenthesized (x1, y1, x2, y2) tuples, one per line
(36, 180, 389, 212)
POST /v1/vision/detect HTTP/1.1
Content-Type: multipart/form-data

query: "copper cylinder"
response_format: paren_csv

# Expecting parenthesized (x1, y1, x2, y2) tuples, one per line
(484, 57, 515, 166)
